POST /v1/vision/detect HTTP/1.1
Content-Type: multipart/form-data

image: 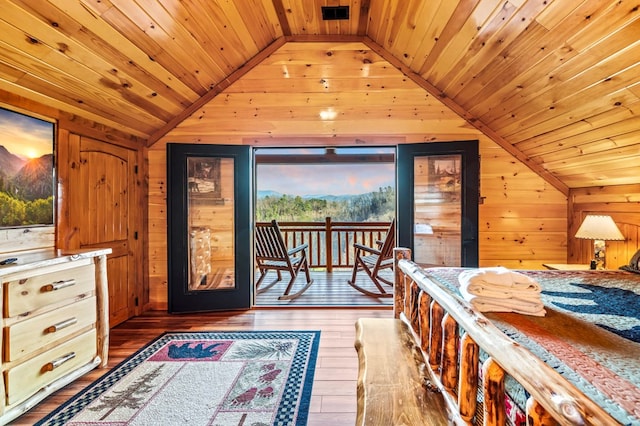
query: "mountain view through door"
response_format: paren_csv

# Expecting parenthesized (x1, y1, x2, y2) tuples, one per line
(254, 147, 396, 307)
(256, 147, 396, 222)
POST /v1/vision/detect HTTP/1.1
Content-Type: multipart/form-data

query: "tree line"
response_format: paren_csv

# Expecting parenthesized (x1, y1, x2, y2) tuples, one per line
(0, 191, 53, 227)
(256, 186, 395, 222)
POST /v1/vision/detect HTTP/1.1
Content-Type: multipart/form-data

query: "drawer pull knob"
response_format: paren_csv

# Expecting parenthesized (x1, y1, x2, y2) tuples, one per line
(45, 317, 78, 333)
(42, 279, 76, 292)
(42, 352, 76, 372)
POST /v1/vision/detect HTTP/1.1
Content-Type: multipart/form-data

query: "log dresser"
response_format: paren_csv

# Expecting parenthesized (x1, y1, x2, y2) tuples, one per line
(0, 248, 111, 425)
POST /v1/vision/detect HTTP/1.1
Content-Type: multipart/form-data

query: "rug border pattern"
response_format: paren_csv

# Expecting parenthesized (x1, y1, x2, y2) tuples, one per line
(34, 330, 321, 426)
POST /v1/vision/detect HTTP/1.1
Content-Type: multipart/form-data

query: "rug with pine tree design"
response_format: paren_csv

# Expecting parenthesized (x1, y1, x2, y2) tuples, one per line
(36, 331, 320, 426)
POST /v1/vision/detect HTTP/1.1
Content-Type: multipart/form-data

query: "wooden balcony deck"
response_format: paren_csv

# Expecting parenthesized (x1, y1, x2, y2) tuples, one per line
(254, 268, 394, 307)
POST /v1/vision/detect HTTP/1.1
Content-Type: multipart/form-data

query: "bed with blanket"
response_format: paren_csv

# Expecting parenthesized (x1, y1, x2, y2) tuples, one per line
(392, 250, 640, 425)
(426, 267, 640, 425)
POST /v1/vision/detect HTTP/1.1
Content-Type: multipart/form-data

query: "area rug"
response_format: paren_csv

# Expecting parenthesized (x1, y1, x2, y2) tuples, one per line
(36, 330, 321, 426)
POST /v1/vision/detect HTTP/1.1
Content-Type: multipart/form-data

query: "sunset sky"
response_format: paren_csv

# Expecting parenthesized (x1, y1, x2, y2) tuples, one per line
(256, 147, 395, 196)
(0, 107, 54, 159)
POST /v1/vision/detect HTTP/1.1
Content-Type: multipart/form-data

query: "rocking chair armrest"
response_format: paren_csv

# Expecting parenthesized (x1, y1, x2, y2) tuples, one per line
(287, 243, 309, 256)
(353, 242, 381, 255)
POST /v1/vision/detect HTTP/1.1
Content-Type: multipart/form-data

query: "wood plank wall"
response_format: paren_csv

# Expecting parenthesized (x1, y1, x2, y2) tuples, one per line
(0, 226, 54, 254)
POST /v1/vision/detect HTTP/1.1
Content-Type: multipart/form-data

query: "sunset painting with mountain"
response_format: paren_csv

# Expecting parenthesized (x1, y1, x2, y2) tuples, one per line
(0, 107, 54, 227)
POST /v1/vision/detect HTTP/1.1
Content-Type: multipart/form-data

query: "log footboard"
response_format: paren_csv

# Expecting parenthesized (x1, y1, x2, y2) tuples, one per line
(355, 247, 619, 426)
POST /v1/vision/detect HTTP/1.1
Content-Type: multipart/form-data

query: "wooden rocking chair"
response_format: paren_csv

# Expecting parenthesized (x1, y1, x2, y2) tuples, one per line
(255, 220, 313, 300)
(347, 219, 396, 297)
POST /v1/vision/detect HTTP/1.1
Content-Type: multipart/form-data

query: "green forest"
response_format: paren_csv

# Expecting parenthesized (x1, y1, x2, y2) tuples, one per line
(256, 186, 395, 222)
(0, 192, 53, 227)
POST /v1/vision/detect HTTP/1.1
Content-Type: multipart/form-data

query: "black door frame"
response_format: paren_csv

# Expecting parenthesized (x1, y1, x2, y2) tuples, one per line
(397, 141, 479, 267)
(167, 143, 251, 313)
(166, 142, 479, 312)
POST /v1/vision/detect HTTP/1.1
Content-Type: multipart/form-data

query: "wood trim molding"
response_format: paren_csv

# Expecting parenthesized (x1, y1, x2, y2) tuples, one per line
(271, 0, 292, 36)
(357, 0, 372, 36)
(284, 34, 365, 43)
(255, 152, 394, 164)
(245, 135, 406, 146)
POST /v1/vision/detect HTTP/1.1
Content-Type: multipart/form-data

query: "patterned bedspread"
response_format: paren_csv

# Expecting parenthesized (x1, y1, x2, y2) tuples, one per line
(423, 268, 640, 425)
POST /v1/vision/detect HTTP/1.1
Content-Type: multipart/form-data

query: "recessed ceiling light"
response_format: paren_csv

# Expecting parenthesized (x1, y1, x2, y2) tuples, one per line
(319, 109, 337, 120)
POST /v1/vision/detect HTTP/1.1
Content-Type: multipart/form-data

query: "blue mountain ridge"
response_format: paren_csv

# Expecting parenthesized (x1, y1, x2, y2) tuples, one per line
(257, 190, 358, 201)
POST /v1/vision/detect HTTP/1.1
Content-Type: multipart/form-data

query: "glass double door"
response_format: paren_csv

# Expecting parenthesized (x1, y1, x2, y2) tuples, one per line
(167, 142, 478, 313)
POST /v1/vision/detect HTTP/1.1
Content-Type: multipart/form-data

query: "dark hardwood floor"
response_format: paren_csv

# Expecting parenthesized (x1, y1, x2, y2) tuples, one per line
(11, 306, 392, 425)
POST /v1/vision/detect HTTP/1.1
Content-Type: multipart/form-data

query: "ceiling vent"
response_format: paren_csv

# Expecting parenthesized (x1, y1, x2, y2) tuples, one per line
(321, 6, 349, 20)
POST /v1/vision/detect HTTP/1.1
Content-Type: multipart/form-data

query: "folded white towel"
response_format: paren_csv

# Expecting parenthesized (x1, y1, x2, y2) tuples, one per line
(460, 283, 540, 300)
(465, 295, 547, 317)
(457, 267, 546, 316)
(459, 283, 542, 302)
(458, 267, 541, 294)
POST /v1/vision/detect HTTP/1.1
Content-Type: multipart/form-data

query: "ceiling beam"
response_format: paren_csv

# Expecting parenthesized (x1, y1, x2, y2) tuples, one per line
(256, 153, 394, 164)
(357, 0, 372, 36)
(146, 37, 287, 147)
(271, 0, 292, 36)
(284, 34, 365, 42)
(245, 135, 407, 146)
(361, 37, 569, 197)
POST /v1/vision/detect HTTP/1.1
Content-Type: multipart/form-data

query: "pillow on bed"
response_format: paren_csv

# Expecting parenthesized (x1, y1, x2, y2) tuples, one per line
(619, 249, 640, 274)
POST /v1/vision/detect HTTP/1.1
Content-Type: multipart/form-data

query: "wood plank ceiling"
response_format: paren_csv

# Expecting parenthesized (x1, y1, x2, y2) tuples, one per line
(0, 0, 638, 192)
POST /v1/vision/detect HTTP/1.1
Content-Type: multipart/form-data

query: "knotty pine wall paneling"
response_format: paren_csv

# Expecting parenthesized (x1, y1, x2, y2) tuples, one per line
(0, 226, 54, 254)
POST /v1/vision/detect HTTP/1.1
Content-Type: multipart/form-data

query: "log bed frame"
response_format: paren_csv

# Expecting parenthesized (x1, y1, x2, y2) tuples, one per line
(354, 248, 619, 425)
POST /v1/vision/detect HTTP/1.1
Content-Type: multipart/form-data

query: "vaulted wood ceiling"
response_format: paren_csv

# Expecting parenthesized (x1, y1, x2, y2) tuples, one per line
(1, 0, 638, 193)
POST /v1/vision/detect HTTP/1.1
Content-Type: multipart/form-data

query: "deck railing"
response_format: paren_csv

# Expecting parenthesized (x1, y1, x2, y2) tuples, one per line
(259, 218, 392, 272)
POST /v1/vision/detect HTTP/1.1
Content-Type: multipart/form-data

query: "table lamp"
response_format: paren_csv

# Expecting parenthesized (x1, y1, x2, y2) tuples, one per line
(574, 215, 624, 269)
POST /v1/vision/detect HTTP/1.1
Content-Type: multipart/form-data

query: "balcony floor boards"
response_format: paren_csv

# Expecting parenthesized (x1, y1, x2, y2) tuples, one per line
(254, 268, 394, 307)
(10, 308, 392, 426)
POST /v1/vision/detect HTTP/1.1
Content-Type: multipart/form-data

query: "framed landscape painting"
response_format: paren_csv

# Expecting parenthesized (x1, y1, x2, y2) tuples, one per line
(0, 107, 55, 228)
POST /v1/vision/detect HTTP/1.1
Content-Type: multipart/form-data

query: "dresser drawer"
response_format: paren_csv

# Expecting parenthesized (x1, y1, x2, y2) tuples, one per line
(4, 296, 97, 362)
(4, 263, 96, 317)
(5, 329, 97, 406)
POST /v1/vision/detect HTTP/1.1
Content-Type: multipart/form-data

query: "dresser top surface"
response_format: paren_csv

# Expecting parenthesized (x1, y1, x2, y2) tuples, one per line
(0, 248, 111, 277)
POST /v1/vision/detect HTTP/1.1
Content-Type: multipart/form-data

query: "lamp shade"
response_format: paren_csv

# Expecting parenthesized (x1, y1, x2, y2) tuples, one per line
(575, 215, 625, 241)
